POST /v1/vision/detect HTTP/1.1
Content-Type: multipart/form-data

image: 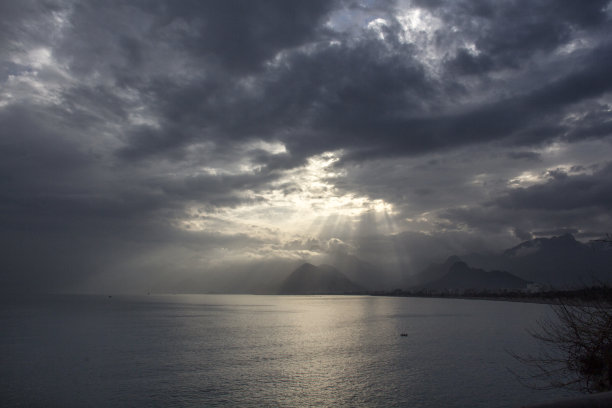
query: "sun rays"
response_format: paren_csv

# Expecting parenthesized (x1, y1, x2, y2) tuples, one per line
(178, 149, 398, 249)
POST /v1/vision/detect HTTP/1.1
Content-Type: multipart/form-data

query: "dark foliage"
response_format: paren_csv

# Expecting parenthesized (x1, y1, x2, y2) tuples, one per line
(512, 295, 612, 393)
(512, 237, 612, 393)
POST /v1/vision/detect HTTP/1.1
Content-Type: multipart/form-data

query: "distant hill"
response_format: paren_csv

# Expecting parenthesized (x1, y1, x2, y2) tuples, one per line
(412, 234, 612, 289)
(419, 261, 530, 291)
(279, 263, 364, 294)
(410, 255, 463, 286)
(324, 252, 389, 290)
(461, 234, 612, 287)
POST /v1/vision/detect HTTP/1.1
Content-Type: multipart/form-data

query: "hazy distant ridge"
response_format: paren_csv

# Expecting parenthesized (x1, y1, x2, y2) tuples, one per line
(461, 234, 612, 286)
(419, 261, 530, 291)
(279, 263, 364, 294)
(414, 234, 612, 289)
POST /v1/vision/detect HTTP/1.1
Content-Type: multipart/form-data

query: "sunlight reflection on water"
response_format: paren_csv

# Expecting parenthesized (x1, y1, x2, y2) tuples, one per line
(1, 294, 572, 407)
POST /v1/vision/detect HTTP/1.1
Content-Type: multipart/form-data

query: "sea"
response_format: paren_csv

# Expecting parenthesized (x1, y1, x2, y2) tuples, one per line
(1, 294, 576, 407)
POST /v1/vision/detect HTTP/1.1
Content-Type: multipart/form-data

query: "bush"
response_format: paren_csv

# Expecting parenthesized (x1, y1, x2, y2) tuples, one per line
(512, 236, 612, 393)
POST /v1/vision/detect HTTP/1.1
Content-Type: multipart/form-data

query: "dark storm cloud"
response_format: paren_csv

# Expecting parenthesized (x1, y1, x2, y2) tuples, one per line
(404, 41, 612, 154)
(0, 103, 280, 226)
(35, 0, 338, 163)
(432, 162, 612, 243)
(46, 0, 609, 165)
(2, 0, 612, 292)
(506, 151, 541, 161)
(424, 0, 611, 73)
(119, 6, 612, 163)
(159, 0, 336, 73)
(56, 0, 336, 76)
(496, 163, 612, 211)
(440, 202, 612, 244)
(255, 36, 435, 158)
(565, 104, 612, 142)
(149, 170, 281, 209)
(0, 0, 64, 53)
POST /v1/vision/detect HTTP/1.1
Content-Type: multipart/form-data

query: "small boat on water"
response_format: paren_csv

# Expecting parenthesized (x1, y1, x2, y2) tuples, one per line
(400, 333, 408, 337)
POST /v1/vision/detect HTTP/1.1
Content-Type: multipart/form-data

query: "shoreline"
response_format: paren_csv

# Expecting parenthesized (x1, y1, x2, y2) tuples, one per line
(370, 293, 562, 305)
(369, 290, 612, 306)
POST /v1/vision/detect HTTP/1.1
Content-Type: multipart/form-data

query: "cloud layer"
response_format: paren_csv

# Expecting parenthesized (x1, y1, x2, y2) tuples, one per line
(2, 0, 612, 292)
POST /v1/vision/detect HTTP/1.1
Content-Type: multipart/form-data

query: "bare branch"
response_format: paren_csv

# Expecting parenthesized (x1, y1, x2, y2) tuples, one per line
(512, 289, 612, 393)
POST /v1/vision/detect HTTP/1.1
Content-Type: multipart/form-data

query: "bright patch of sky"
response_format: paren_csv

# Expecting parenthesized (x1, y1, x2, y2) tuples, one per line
(180, 150, 395, 241)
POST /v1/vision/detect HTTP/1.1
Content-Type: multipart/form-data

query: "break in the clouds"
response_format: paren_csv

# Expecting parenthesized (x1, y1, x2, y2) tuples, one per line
(1, 0, 612, 292)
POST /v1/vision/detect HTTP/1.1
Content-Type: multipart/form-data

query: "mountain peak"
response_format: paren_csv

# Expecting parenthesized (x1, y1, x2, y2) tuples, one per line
(279, 263, 363, 294)
(294, 262, 317, 271)
(444, 255, 463, 266)
(504, 233, 580, 258)
(460, 233, 612, 287)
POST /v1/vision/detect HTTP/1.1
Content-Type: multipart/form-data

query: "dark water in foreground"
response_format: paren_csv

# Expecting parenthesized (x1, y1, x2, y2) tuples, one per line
(1, 294, 573, 407)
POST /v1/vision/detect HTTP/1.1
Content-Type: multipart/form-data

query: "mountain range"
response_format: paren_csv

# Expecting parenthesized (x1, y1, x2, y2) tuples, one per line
(417, 261, 530, 291)
(164, 234, 610, 294)
(279, 263, 364, 294)
(412, 234, 612, 289)
(461, 234, 612, 287)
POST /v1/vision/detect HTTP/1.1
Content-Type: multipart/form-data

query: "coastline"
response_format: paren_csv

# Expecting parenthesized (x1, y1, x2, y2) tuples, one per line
(369, 287, 612, 306)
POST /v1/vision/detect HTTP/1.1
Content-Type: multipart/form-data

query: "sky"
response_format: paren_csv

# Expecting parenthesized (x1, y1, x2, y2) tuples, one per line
(2, 0, 612, 293)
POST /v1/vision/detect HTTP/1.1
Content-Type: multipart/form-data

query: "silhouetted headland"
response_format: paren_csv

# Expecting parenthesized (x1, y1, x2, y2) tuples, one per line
(279, 263, 364, 294)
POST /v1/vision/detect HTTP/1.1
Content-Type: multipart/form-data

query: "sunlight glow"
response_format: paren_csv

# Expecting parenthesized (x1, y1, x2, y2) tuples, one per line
(367, 18, 389, 40)
(396, 7, 444, 72)
(179, 151, 396, 241)
(508, 164, 593, 189)
(507, 171, 545, 188)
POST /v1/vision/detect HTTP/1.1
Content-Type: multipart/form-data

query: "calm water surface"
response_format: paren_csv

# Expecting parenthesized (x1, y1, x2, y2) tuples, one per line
(1, 294, 574, 407)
